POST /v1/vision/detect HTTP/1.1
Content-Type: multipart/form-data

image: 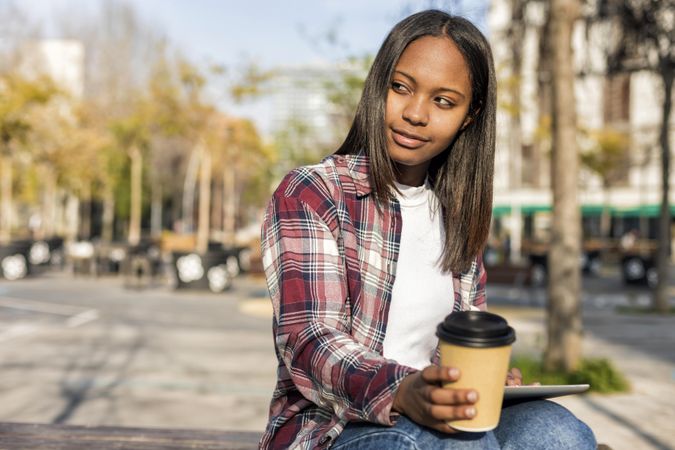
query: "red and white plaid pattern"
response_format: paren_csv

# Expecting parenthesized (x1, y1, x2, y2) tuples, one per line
(260, 153, 487, 449)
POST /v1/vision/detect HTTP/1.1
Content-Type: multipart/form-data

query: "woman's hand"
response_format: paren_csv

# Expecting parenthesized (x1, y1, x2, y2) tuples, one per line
(392, 365, 478, 434)
(505, 367, 523, 386)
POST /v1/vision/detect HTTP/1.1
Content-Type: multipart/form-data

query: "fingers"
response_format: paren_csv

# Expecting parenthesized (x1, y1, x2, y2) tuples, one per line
(427, 404, 477, 422)
(429, 420, 459, 434)
(421, 365, 461, 385)
(406, 366, 482, 435)
(510, 367, 523, 380)
(506, 367, 523, 386)
(428, 385, 478, 406)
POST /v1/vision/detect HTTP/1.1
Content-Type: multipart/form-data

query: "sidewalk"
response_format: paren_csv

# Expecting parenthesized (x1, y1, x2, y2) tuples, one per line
(491, 305, 675, 450)
(7, 272, 670, 448)
(242, 279, 675, 450)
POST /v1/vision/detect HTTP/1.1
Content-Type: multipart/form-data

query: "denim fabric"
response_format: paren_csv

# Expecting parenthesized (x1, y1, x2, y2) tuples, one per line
(331, 400, 596, 450)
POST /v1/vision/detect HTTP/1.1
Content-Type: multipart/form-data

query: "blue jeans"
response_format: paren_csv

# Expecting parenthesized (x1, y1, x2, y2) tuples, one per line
(331, 400, 596, 449)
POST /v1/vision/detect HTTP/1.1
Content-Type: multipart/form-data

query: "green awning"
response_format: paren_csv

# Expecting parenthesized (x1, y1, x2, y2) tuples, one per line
(612, 204, 675, 217)
(521, 205, 551, 214)
(491, 205, 551, 215)
(493, 204, 675, 217)
(492, 206, 512, 217)
(581, 205, 609, 215)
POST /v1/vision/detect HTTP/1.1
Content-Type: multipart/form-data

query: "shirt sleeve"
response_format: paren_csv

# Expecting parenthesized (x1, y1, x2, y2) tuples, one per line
(470, 254, 488, 311)
(261, 191, 415, 425)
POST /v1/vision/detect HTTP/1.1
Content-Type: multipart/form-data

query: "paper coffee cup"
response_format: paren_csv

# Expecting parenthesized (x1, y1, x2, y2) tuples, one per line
(436, 311, 516, 432)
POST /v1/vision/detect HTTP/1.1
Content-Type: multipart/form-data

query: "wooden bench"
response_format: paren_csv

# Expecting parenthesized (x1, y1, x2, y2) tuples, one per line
(0, 422, 261, 450)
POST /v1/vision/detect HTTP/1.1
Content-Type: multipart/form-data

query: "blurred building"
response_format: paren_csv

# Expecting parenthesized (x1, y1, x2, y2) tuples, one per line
(18, 39, 85, 99)
(270, 65, 336, 144)
(265, 63, 366, 178)
(488, 1, 674, 262)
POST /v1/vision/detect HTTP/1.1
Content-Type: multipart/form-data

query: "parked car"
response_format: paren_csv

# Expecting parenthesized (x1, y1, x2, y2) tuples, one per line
(527, 250, 602, 286)
(0, 240, 32, 280)
(621, 254, 657, 288)
(522, 238, 606, 286)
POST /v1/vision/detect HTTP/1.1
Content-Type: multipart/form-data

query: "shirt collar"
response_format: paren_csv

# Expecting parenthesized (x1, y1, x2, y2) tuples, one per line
(334, 151, 372, 198)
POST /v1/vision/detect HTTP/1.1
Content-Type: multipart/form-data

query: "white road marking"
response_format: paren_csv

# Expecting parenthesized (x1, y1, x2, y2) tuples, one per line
(66, 309, 99, 328)
(0, 296, 84, 316)
(0, 323, 37, 342)
(0, 295, 99, 341)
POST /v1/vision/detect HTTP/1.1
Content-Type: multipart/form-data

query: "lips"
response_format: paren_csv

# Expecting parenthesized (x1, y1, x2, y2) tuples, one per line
(391, 128, 430, 149)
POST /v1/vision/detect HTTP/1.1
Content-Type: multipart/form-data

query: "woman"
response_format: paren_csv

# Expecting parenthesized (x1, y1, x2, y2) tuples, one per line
(259, 10, 595, 450)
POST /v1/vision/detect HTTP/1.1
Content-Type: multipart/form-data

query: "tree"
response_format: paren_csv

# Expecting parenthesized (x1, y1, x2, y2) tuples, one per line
(580, 128, 631, 240)
(0, 73, 57, 243)
(110, 56, 191, 247)
(145, 53, 190, 239)
(544, 0, 583, 372)
(323, 55, 372, 144)
(109, 106, 151, 247)
(595, 0, 674, 313)
(25, 98, 109, 240)
(213, 116, 268, 247)
(173, 59, 214, 250)
(58, 0, 166, 244)
(494, 0, 530, 263)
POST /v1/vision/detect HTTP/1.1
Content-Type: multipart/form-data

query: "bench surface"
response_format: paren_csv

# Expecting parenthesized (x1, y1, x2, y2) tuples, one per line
(0, 422, 261, 450)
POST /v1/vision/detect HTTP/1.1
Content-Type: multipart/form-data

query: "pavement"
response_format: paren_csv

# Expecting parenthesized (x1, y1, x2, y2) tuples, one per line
(0, 271, 673, 450)
(490, 305, 675, 450)
(241, 276, 675, 450)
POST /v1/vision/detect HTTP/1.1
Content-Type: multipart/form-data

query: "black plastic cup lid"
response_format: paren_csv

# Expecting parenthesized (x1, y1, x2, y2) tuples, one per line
(436, 311, 516, 348)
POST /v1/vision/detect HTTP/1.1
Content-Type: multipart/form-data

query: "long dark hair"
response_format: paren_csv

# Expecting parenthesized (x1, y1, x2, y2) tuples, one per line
(335, 10, 496, 273)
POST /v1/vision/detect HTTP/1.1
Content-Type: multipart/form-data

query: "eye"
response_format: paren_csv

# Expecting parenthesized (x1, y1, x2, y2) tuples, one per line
(391, 81, 409, 93)
(435, 97, 455, 108)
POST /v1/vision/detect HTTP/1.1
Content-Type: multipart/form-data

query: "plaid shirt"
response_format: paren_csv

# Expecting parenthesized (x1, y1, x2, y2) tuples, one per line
(259, 153, 487, 449)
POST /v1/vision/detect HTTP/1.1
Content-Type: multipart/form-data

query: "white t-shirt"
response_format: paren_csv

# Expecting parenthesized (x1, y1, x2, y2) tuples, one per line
(382, 180, 455, 370)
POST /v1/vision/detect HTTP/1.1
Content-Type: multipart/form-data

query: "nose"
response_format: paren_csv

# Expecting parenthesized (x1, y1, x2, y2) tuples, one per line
(402, 96, 428, 126)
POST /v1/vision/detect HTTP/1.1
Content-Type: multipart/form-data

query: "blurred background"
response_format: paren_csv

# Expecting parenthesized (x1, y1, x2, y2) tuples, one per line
(0, 0, 673, 449)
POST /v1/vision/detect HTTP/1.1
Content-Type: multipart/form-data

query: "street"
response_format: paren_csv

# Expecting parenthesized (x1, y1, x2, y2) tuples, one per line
(0, 270, 674, 450)
(0, 272, 276, 432)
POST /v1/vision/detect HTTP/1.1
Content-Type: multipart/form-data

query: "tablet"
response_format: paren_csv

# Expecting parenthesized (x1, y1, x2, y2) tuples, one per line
(503, 384, 590, 400)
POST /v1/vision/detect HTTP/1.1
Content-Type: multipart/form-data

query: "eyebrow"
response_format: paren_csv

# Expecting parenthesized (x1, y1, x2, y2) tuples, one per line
(394, 70, 466, 100)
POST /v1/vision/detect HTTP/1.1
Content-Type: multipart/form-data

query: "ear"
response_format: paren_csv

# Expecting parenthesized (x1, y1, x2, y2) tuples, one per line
(460, 115, 473, 130)
(461, 107, 480, 130)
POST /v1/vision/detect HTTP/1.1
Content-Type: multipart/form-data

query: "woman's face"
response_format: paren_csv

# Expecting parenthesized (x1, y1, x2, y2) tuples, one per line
(385, 35, 473, 186)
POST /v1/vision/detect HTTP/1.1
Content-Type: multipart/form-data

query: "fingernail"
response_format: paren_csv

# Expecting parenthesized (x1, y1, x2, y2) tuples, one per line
(467, 391, 478, 402)
(448, 368, 459, 378)
(466, 407, 476, 418)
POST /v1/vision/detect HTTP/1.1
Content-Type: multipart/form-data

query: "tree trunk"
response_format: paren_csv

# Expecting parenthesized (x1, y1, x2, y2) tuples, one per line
(151, 179, 162, 239)
(544, 0, 582, 373)
(128, 145, 142, 246)
(508, 0, 526, 264)
(654, 69, 673, 313)
(182, 147, 200, 234)
(601, 185, 611, 244)
(65, 193, 80, 243)
(80, 182, 91, 240)
(42, 166, 57, 238)
(223, 164, 236, 247)
(196, 143, 211, 254)
(102, 185, 115, 243)
(0, 154, 13, 244)
(55, 189, 66, 238)
(212, 173, 223, 236)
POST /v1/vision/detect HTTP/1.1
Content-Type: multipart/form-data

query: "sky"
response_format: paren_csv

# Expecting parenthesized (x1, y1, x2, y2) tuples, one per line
(12, 0, 490, 135)
(16, 0, 489, 67)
